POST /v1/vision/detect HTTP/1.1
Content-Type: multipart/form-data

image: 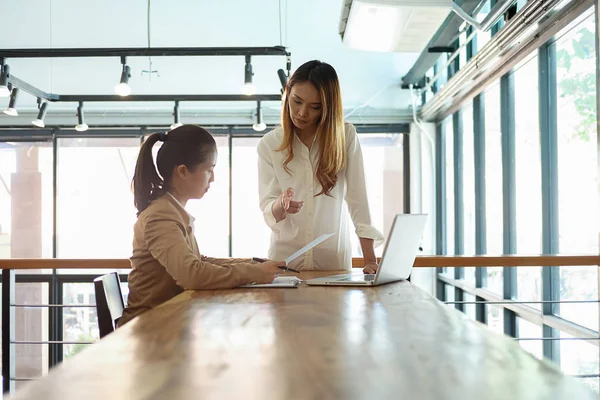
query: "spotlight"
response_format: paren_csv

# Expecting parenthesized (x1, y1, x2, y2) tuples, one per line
(114, 56, 131, 96)
(241, 55, 256, 95)
(3, 87, 19, 116)
(252, 101, 266, 132)
(75, 102, 88, 132)
(32, 100, 49, 128)
(170, 101, 183, 130)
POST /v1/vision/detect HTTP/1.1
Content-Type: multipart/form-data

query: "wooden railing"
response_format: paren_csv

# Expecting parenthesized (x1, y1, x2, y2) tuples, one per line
(0, 255, 599, 269)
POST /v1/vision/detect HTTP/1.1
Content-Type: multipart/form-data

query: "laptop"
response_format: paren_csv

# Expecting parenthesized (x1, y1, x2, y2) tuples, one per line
(305, 214, 427, 286)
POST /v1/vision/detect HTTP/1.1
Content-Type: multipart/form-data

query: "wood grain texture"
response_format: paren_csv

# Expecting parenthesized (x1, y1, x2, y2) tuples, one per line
(1, 255, 599, 270)
(7, 271, 596, 400)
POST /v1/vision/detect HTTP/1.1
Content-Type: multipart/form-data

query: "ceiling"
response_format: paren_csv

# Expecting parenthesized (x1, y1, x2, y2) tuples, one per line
(0, 0, 421, 127)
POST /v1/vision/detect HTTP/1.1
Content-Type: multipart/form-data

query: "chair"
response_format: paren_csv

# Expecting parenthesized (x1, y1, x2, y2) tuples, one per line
(94, 272, 125, 338)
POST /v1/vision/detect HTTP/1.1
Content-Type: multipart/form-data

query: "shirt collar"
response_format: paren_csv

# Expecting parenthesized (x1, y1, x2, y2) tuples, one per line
(166, 192, 195, 224)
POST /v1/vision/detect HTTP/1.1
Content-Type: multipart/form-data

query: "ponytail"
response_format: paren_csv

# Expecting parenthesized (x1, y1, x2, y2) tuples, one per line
(133, 133, 164, 215)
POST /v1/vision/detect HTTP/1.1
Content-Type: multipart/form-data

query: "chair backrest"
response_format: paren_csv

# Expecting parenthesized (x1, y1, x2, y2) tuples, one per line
(94, 272, 125, 338)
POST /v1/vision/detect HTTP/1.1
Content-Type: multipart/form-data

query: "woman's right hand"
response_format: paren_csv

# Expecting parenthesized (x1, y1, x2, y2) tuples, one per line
(254, 260, 287, 283)
(272, 187, 304, 222)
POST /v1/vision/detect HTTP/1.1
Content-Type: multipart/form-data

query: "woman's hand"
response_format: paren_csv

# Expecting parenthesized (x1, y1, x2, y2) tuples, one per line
(254, 260, 287, 283)
(272, 187, 304, 222)
(363, 261, 379, 275)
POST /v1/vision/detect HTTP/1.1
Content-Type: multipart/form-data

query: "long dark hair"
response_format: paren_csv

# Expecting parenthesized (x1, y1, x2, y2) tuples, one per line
(279, 60, 345, 196)
(132, 124, 216, 215)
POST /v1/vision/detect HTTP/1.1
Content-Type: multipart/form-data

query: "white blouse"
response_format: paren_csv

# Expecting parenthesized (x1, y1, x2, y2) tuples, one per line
(257, 123, 384, 271)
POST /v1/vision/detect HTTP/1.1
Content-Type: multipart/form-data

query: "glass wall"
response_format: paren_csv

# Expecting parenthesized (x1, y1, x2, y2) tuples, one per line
(435, 8, 599, 393)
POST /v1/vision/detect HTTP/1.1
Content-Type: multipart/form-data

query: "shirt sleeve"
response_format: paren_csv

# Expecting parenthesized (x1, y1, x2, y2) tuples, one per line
(142, 209, 271, 289)
(257, 137, 287, 233)
(344, 124, 385, 247)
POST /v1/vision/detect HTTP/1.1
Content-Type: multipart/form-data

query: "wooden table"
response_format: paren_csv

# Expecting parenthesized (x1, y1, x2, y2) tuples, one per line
(7, 271, 598, 399)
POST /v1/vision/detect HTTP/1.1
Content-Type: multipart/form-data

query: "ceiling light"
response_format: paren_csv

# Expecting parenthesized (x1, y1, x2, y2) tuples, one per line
(253, 101, 266, 132)
(114, 56, 132, 96)
(3, 88, 19, 116)
(75, 102, 88, 132)
(241, 55, 256, 95)
(170, 101, 183, 130)
(32, 101, 49, 128)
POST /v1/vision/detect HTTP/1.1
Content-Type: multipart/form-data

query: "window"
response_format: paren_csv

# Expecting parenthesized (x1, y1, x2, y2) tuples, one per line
(186, 136, 230, 257)
(476, 0, 492, 51)
(484, 83, 503, 293)
(0, 142, 54, 269)
(560, 332, 599, 393)
(462, 103, 476, 285)
(445, 118, 455, 256)
(517, 318, 543, 360)
(232, 137, 272, 258)
(555, 13, 599, 331)
(57, 137, 139, 274)
(514, 55, 542, 309)
(351, 134, 405, 257)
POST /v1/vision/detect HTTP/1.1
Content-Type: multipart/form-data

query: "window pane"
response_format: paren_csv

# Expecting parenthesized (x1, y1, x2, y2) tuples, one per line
(445, 118, 455, 256)
(14, 283, 49, 382)
(0, 143, 54, 275)
(514, 55, 542, 309)
(560, 332, 599, 387)
(351, 134, 405, 258)
(57, 137, 139, 274)
(484, 83, 503, 293)
(476, 0, 492, 51)
(232, 137, 271, 258)
(186, 136, 229, 257)
(556, 14, 598, 331)
(63, 283, 99, 359)
(516, 318, 543, 360)
(462, 103, 476, 285)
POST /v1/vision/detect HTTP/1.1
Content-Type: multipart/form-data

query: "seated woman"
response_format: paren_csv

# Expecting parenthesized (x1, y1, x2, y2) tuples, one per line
(119, 125, 283, 326)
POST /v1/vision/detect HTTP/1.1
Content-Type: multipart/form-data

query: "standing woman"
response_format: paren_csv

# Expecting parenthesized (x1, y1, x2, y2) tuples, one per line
(257, 60, 383, 273)
(119, 125, 283, 326)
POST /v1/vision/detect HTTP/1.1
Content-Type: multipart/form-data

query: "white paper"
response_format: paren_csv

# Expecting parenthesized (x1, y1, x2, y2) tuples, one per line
(285, 233, 334, 265)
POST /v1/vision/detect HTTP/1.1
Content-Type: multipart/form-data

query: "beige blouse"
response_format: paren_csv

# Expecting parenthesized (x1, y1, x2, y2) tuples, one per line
(118, 194, 272, 326)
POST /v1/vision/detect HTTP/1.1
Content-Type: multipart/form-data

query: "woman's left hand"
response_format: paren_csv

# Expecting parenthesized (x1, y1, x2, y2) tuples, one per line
(363, 261, 379, 274)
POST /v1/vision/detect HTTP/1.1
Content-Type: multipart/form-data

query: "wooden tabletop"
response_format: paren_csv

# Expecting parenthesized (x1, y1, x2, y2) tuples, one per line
(8, 271, 597, 400)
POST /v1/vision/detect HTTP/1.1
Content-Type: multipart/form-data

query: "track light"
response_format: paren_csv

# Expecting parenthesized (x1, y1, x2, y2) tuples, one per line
(114, 56, 131, 96)
(75, 102, 88, 132)
(170, 101, 183, 130)
(0, 64, 10, 97)
(277, 69, 287, 91)
(3, 88, 19, 116)
(32, 100, 49, 127)
(253, 101, 266, 132)
(241, 55, 256, 95)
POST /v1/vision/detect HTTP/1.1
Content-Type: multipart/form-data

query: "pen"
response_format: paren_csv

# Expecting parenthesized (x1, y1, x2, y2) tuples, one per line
(252, 257, 300, 273)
